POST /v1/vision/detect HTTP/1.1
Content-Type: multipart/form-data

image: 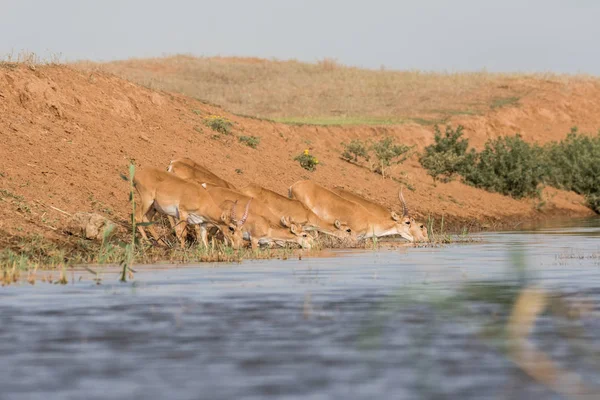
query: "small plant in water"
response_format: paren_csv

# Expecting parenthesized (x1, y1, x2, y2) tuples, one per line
(120, 163, 139, 282)
(294, 149, 319, 171)
(425, 214, 452, 244)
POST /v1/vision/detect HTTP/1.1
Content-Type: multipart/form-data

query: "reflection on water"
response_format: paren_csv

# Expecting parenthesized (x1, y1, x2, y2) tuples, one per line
(512, 216, 600, 234)
(1, 218, 600, 399)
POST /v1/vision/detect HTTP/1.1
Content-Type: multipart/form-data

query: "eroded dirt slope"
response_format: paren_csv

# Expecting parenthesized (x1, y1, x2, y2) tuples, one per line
(0, 64, 595, 248)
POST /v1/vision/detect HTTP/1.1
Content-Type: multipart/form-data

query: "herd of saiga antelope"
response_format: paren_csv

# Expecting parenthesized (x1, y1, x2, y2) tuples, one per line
(133, 157, 429, 250)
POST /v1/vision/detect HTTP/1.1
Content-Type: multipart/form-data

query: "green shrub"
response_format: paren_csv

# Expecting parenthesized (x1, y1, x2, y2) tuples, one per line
(239, 135, 260, 149)
(204, 115, 233, 135)
(341, 139, 370, 162)
(371, 137, 414, 177)
(586, 193, 600, 213)
(464, 134, 546, 199)
(294, 149, 319, 171)
(545, 127, 600, 212)
(419, 125, 476, 182)
(418, 124, 600, 210)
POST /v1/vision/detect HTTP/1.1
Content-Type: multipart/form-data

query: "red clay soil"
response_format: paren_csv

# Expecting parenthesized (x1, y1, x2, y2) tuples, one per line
(0, 64, 596, 250)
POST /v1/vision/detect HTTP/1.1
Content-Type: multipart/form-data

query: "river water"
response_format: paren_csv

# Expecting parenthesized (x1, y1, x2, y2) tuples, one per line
(1, 218, 600, 399)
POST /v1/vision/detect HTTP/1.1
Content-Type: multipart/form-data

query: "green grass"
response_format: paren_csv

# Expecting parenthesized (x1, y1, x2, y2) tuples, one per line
(271, 114, 480, 127)
(430, 109, 482, 117)
(490, 96, 520, 110)
(408, 117, 450, 126)
(271, 116, 407, 126)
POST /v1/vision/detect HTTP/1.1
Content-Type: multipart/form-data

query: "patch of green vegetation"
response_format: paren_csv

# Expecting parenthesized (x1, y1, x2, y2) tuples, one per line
(419, 124, 600, 210)
(431, 109, 481, 117)
(232, 112, 273, 122)
(371, 137, 414, 178)
(420, 127, 545, 199)
(339, 137, 413, 178)
(420, 125, 547, 199)
(409, 117, 449, 126)
(204, 115, 233, 135)
(1, 235, 68, 271)
(0, 232, 305, 285)
(544, 127, 600, 212)
(419, 125, 476, 183)
(0, 249, 33, 273)
(272, 116, 406, 126)
(341, 139, 371, 163)
(238, 135, 261, 149)
(240, 111, 477, 128)
(490, 96, 520, 110)
(294, 149, 319, 171)
(464, 134, 547, 199)
(423, 215, 472, 244)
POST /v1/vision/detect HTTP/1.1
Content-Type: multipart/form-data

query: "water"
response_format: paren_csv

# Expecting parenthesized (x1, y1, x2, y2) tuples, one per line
(2, 218, 600, 400)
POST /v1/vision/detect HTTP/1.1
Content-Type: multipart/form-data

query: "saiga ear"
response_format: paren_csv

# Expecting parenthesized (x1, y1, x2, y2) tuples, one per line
(390, 211, 400, 221)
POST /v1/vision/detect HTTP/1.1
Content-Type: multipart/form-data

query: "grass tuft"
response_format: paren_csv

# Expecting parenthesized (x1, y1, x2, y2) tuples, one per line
(238, 135, 260, 149)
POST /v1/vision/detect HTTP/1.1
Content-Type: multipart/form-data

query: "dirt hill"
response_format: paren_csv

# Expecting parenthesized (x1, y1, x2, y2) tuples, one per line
(0, 61, 597, 250)
(82, 55, 600, 147)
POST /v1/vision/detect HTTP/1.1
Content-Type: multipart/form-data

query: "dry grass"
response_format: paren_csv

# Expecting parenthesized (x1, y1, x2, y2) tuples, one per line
(72, 54, 587, 123)
(1, 50, 63, 68)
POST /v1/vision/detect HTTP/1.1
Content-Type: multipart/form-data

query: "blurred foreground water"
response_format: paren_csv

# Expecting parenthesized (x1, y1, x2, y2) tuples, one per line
(2, 218, 600, 399)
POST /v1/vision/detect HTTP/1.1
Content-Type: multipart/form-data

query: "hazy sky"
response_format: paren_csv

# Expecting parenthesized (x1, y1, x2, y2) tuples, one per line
(2, 0, 599, 73)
